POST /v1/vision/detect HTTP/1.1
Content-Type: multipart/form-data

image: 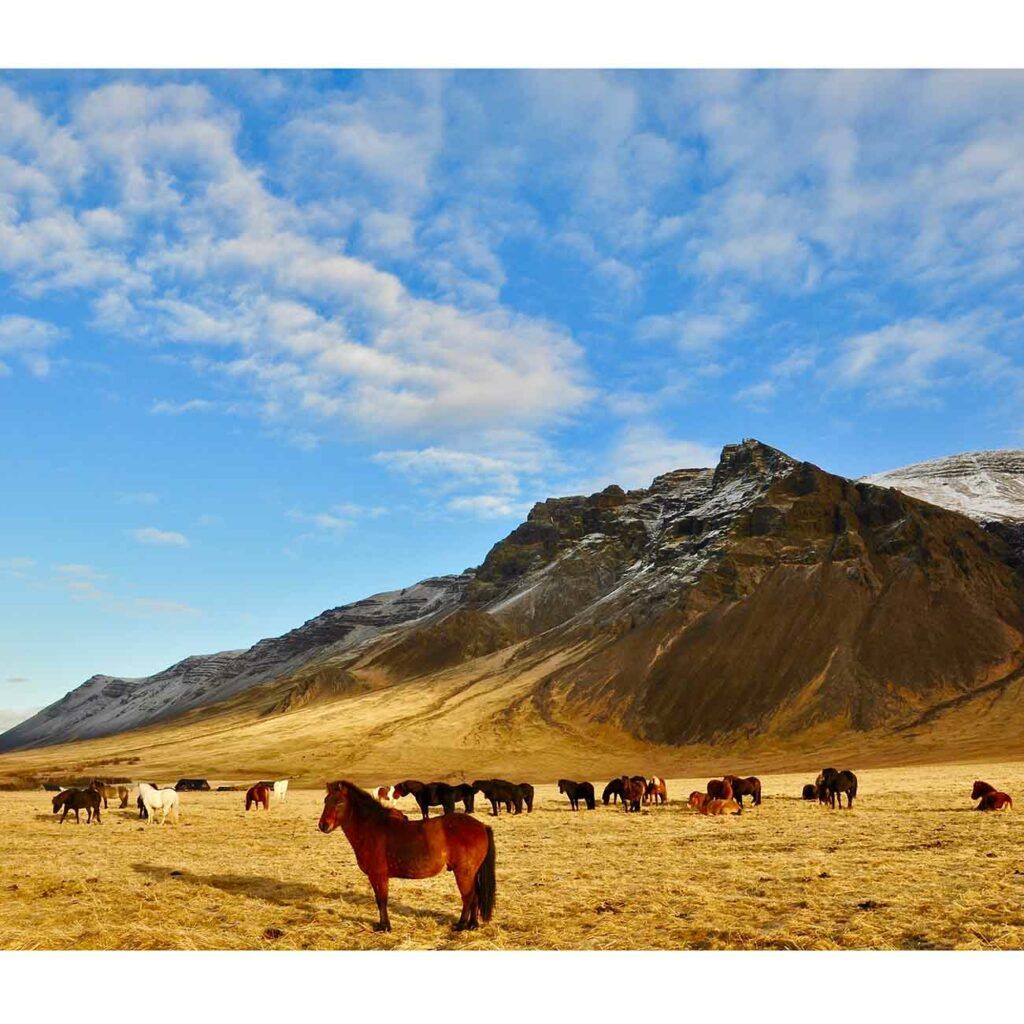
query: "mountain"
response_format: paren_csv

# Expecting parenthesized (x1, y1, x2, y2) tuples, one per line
(3, 439, 1024, 771)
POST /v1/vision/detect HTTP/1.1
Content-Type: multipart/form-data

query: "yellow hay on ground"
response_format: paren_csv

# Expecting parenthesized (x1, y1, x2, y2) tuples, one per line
(1, 762, 1021, 950)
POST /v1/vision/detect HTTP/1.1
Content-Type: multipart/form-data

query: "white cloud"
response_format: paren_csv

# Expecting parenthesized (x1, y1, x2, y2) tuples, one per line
(447, 494, 525, 519)
(0, 707, 40, 732)
(606, 424, 719, 490)
(54, 563, 105, 580)
(117, 491, 159, 505)
(130, 527, 190, 548)
(735, 380, 778, 408)
(150, 398, 217, 415)
(0, 315, 62, 377)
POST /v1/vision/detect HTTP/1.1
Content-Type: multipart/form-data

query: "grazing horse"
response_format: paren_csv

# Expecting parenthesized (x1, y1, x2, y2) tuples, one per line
(645, 777, 668, 806)
(821, 769, 857, 809)
(724, 775, 761, 807)
(246, 783, 271, 811)
(706, 778, 733, 802)
(802, 783, 818, 801)
(972, 781, 1013, 811)
(319, 781, 496, 933)
(52, 788, 101, 824)
(558, 779, 595, 811)
(517, 783, 534, 813)
(393, 780, 457, 818)
(621, 775, 646, 813)
(90, 781, 129, 809)
(472, 780, 523, 816)
(139, 782, 180, 825)
(174, 778, 210, 792)
(702, 798, 742, 816)
(602, 778, 624, 805)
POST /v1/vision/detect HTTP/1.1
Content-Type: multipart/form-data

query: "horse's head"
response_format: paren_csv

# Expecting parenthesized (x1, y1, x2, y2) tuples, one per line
(471, 780, 489, 795)
(971, 780, 992, 799)
(51, 792, 64, 812)
(319, 785, 349, 833)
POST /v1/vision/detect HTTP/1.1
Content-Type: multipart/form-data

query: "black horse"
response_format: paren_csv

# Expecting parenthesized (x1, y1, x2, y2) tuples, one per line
(822, 769, 858, 809)
(174, 778, 210, 792)
(52, 788, 102, 824)
(801, 783, 817, 800)
(393, 779, 457, 818)
(558, 779, 595, 811)
(517, 783, 534, 813)
(472, 779, 523, 815)
(602, 778, 623, 805)
(452, 783, 476, 813)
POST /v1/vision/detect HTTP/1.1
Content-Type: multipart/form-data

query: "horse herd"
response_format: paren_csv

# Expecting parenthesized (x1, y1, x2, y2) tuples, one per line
(42, 768, 1014, 935)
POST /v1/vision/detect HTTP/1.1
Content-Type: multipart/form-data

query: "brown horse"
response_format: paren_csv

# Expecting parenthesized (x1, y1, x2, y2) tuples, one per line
(645, 777, 668, 805)
(90, 781, 129, 808)
(702, 798, 742, 816)
(972, 781, 1013, 811)
(318, 781, 496, 932)
(706, 778, 733, 801)
(688, 791, 708, 812)
(245, 783, 271, 811)
(621, 775, 646, 812)
(52, 788, 102, 824)
(724, 775, 761, 807)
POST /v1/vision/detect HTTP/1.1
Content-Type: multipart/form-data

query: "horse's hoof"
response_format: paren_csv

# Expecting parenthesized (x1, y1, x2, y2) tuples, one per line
(373, 923, 391, 933)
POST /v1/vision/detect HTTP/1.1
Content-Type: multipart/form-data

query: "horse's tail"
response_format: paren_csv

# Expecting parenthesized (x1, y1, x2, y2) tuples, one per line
(475, 826, 497, 923)
(586, 791, 595, 810)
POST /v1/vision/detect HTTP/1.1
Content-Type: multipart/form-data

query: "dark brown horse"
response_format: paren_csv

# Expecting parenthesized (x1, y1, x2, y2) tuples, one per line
(393, 780, 457, 819)
(706, 778, 733, 801)
(724, 775, 761, 807)
(821, 769, 857, 809)
(472, 779, 522, 816)
(621, 775, 645, 813)
(972, 781, 1013, 811)
(558, 779, 595, 811)
(802, 783, 817, 800)
(52, 788, 101, 824)
(90, 780, 129, 808)
(319, 781, 496, 932)
(517, 783, 534, 813)
(246, 783, 271, 811)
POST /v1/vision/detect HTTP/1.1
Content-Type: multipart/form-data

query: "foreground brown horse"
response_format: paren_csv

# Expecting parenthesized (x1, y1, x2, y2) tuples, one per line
(245, 783, 271, 811)
(688, 791, 708, 812)
(724, 775, 761, 807)
(52, 788, 101, 824)
(319, 781, 496, 932)
(706, 778, 733, 801)
(972, 781, 1013, 811)
(90, 781, 129, 808)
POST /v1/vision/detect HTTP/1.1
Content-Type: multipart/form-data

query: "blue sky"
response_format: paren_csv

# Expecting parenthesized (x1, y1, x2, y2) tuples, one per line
(3, 70, 1024, 728)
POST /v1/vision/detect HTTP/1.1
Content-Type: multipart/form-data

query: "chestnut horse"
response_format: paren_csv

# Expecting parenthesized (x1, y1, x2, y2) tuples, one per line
(246, 783, 271, 811)
(706, 778, 733, 801)
(724, 775, 761, 807)
(645, 777, 668, 806)
(688, 791, 708, 812)
(319, 781, 496, 932)
(972, 781, 1013, 811)
(702, 798, 742, 816)
(90, 780, 129, 809)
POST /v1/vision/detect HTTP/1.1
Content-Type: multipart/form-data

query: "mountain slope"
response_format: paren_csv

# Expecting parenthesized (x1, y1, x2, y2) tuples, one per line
(3, 439, 1024, 766)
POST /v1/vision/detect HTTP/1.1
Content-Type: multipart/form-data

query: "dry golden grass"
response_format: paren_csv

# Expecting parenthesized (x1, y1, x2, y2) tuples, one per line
(2, 761, 1022, 950)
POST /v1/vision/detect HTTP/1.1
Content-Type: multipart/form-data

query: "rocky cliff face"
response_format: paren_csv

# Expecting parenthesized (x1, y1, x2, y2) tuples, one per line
(4, 440, 1024, 753)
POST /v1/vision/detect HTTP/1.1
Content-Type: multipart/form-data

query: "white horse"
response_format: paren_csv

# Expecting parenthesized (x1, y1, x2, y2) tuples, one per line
(138, 782, 180, 825)
(271, 779, 289, 802)
(376, 784, 396, 808)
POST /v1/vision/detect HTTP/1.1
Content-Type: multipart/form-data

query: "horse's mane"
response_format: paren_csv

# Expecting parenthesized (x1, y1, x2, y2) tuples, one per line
(339, 781, 391, 824)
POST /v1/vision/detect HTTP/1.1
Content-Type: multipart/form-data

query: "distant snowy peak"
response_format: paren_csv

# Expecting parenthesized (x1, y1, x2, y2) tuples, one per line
(863, 450, 1024, 524)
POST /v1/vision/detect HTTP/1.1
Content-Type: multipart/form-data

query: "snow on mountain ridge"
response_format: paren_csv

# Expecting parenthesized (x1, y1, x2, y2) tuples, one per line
(862, 449, 1024, 524)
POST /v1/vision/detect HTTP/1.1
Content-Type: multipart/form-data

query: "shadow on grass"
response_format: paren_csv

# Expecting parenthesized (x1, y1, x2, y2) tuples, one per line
(131, 863, 453, 925)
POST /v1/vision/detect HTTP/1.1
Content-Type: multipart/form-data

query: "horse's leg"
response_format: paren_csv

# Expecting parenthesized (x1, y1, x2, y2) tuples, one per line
(453, 861, 478, 931)
(370, 874, 391, 932)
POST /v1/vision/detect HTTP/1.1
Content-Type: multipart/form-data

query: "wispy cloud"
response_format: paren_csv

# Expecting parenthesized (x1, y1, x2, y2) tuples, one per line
(117, 491, 159, 505)
(0, 315, 63, 377)
(150, 398, 218, 415)
(130, 527, 190, 548)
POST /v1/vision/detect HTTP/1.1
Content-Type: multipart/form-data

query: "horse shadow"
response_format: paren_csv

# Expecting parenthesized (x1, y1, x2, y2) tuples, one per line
(130, 864, 451, 924)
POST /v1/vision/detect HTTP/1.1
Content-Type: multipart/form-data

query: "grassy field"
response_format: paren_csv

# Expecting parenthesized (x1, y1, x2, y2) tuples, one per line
(1, 761, 1021, 950)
